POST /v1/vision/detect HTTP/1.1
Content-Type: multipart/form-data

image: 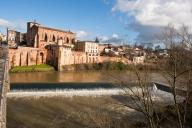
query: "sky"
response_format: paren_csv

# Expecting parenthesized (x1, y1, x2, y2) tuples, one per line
(0, 0, 192, 45)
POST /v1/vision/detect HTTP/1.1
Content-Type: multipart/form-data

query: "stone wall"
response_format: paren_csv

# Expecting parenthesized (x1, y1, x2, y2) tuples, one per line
(46, 44, 87, 71)
(9, 47, 47, 69)
(0, 47, 10, 128)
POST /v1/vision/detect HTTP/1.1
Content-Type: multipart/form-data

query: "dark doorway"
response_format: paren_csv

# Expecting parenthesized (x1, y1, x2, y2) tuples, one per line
(40, 52, 44, 64)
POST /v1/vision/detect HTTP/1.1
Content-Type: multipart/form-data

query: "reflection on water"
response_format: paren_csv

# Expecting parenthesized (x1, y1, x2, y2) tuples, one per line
(10, 71, 167, 83)
(10, 83, 115, 90)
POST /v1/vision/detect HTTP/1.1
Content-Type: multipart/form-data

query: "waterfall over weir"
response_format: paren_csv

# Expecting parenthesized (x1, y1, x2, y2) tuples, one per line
(7, 82, 185, 105)
(8, 83, 124, 98)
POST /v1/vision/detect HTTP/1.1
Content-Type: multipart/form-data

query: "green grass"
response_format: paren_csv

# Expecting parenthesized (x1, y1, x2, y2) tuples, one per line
(10, 64, 55, 73)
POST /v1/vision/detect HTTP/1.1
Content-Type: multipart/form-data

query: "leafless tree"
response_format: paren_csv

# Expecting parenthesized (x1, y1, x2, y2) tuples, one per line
(111, 25, 192, 128)
(110, 65, 160, 128)
(158, 24, 192, 128)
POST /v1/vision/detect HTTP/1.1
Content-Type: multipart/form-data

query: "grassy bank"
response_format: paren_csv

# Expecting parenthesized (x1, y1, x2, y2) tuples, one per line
(10, 64, 55, 73)
(10, 62, 159, 73)
(62, 62, 159, 71)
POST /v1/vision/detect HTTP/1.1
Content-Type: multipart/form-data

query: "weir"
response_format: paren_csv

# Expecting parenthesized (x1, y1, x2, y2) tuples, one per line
(0, 46, 10, 128)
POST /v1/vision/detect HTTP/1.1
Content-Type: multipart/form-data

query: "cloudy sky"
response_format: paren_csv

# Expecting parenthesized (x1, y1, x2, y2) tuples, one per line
(0, 0, 192, 44)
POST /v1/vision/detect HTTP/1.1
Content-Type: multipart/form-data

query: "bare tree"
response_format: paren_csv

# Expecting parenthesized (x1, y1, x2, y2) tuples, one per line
(110, 65, 160, 128)
(112, 25, 192, 128)
(158, 24, 192, 128)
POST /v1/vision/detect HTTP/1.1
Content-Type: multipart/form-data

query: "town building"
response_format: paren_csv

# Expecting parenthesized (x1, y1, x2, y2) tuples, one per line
(7, 29, 21, 47)
(0, 33, 6, 43)
(46, 40, 87, 70)
(156, 49, 168, 58)
(133, 56, 145, 64)
(8, 22, 100, 71)
(8, 21, 151, 70)
(74, 41, 99, 63)
(26, 22, 75, 48)
(98, 43, 110, 54)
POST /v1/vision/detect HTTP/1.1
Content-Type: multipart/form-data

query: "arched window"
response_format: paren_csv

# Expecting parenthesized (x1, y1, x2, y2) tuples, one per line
(44, 34, 48, 42)
(19, 53, 23, 66)
(72, 38, 75, 43)
(52, 35, 55, 42)
(66, 37, 69, 43)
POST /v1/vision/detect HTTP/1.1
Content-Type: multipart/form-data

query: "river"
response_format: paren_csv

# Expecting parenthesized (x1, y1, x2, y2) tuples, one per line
(7, 71, 171, 128)
(10, 70, 166, 83)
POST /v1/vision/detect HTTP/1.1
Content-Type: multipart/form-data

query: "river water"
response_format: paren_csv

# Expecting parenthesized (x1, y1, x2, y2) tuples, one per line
(8, 71, 180, 106)
(10, 70, 166, 83)
(9, 71, 168, 96)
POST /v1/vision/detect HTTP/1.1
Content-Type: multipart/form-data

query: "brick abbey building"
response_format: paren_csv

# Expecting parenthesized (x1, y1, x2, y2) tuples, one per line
(8, 22, 99, 71)
(26, 22, 75, 48)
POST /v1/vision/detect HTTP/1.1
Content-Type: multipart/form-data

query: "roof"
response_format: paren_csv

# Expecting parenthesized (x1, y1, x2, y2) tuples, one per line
(99, 43, 111, 46)
(29, 22, 74, 34)
(38, 26, 74, 34)
(7, 29, 20, 33)
(134, 48, 142, 51)
(77, 41, 98, 43)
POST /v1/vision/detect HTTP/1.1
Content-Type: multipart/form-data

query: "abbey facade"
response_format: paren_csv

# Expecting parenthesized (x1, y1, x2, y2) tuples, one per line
(8, 22, 99, 71)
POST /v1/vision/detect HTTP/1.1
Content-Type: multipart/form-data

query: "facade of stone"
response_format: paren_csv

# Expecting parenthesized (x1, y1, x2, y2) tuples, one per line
(9, 47, 47, 68)
(46, 40, 91, 71)
(74, 41, 99, 63)
(26, 22, 75, 48)
(8, 22, 100, 70)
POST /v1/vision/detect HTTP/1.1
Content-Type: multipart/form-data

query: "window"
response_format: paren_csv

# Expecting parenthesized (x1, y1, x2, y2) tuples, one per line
(52, 35, 56, 42)
(72, 38, 75, 43)
(66, 37, 69, 43)
(44, 34, 48, 42)
(40, 52, 44, 64)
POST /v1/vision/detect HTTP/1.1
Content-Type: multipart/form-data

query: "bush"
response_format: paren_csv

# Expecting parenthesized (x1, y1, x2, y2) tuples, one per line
(61, 62, 127, 71)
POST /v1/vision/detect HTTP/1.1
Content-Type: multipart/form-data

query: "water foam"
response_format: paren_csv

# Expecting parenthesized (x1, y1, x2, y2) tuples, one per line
(7, 88, 124, 98)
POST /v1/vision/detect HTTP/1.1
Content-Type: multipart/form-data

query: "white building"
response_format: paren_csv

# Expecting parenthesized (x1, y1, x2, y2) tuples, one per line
(0, 33, 6, 42)
(133, 56, 145, 64)
(75, 41, 99, 63)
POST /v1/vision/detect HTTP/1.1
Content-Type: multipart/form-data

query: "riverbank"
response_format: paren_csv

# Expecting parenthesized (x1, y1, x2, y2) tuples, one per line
(9, 62, 159, 73)
(62, 62, 159, 71)
(9, 64, 55, 73)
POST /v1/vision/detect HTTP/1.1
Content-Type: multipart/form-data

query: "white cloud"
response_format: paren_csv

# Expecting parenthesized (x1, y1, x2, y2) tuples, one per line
(112, 33, 119, 38)
(0, 18, 11, 27)
(98, 35, 109, 42)
(0, 18, 26, 33)
(98, 34, 125, 44)
(76, 30, 89, 39)
(112, 0, 192, 28)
